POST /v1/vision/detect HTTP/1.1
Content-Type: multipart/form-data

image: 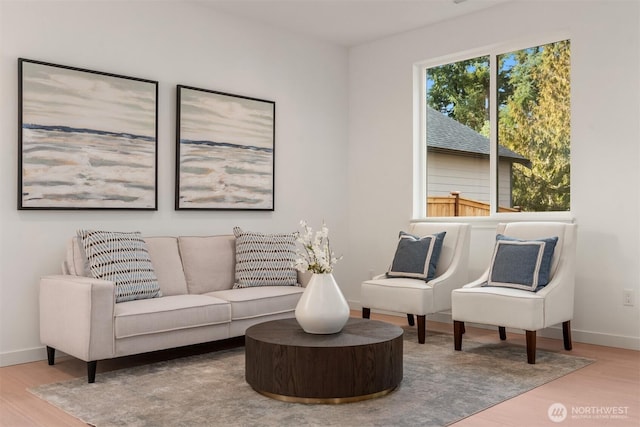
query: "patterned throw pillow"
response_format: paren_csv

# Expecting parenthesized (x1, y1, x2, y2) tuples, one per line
(485, 234, 558, 292)
(232, 227, 298, 289)
(77, 230, 161, 303)
(386, 231, 446, 282)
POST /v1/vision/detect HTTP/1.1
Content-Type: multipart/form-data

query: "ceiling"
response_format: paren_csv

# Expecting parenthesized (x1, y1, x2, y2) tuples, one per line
(201, 0, 512, 47)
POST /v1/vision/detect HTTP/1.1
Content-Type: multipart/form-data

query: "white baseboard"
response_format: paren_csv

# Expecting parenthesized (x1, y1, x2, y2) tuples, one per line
(0, 346, 48, 367)
(348, 300, 640, 351)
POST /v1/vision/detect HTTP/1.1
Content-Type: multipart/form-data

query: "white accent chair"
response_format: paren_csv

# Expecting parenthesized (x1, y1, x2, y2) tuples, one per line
(451, 222, 577, 364)
(361, 223, 470, 343)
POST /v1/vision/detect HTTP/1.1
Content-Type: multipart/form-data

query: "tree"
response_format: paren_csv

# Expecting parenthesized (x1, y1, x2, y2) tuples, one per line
(426, 40, 571, 212)
(427, 57, 490, 134)
(498, 41, 571, 211)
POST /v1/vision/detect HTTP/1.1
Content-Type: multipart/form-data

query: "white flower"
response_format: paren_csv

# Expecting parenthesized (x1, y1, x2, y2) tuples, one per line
(294, 220, 342, 274)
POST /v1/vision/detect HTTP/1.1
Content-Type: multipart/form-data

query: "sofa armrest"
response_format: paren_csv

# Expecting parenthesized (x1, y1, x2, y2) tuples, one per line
(39, 275, 116, 362)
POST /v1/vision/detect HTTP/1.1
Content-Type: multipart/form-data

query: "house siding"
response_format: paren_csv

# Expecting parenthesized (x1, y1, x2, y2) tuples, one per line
(427, 152, 512, 210)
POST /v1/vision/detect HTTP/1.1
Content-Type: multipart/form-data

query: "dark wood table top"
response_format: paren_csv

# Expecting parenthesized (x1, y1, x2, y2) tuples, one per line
(245, 317, 403, 347)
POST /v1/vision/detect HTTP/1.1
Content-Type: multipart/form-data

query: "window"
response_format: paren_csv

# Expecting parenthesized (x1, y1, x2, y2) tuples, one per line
(418, 39, 570, 218)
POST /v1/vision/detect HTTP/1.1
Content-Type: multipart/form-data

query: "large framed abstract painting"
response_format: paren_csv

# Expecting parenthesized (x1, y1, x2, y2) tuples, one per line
(18, 59, 158, 210)
(176, 85, 275, 210)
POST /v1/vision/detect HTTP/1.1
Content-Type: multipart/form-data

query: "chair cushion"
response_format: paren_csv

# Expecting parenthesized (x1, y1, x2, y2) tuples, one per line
(232, 227, 298, 288)
(361, 277, 435, 315)
(452, 286, 546, 331)
(114, 294, 230, 338)
(77, 230, 161, 303)
(207, 286, 304, 320)
(485, 234, 558, 291)
(386, 231, 445, 281)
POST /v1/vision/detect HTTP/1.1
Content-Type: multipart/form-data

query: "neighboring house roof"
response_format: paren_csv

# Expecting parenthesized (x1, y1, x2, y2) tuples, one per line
(427, 107, 531, 168)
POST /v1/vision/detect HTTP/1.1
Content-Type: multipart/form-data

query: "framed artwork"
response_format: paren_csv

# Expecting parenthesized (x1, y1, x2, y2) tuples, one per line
(176, 85, 275, 210)
(18, 58, 158, 210)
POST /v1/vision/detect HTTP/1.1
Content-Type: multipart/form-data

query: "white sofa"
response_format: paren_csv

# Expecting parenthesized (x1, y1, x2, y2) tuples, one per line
(40, 235, 307, 382)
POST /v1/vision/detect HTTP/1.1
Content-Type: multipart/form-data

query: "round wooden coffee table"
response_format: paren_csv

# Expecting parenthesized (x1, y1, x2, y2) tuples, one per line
(245, 317, 403, 404)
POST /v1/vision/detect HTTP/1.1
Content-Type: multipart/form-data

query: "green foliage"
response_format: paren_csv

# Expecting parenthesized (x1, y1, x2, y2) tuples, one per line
(499, 41, 571, 211)
(427, 57, 489, 133)
(426, 41, 571, 212)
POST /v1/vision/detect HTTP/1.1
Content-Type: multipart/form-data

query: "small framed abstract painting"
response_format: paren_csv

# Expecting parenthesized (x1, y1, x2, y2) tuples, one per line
(18, 58, 158, 210)
(176, 85, 275, 210)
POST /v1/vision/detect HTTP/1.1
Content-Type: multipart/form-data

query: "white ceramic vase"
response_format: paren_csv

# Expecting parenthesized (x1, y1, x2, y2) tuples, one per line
(295, 273, 350, 334)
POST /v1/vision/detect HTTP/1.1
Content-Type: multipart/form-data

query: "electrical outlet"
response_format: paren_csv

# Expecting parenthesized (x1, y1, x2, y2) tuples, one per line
(623, 289, 634, 306)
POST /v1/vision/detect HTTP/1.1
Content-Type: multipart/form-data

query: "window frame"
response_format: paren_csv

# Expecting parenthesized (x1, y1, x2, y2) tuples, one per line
(413, 33, 573, 222)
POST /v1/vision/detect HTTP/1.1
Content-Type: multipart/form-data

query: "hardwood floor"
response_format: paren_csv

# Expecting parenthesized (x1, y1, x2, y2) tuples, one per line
(1, 313, 638, 427)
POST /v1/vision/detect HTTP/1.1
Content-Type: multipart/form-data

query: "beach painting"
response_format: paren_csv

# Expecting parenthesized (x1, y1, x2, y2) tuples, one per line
(19, 59, 158, 209)
(176, 85, 275, 210)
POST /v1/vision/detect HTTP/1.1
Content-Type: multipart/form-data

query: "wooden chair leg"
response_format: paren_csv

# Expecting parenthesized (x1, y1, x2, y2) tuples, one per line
(417, 315, 426, 344)
(562, 320, 572, 350)
(454, 321, 464, 350)
(362, 307, 371, 319)
(46, 346, 55, 365)
(499, 326, 507, 340)
(88, 361, 97, 383)
(526, 330, 536, 364)
(407, 314, 415, 326)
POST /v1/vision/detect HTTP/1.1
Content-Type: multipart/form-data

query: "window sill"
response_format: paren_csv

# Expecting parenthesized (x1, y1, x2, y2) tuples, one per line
(411, 211, 575, 228)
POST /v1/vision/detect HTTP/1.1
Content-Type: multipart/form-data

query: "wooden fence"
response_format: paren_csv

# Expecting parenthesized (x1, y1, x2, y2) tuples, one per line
(428, 192, 521, 217)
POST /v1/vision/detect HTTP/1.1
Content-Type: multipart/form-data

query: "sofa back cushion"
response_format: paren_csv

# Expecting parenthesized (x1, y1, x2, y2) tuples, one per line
(144, 237, 189, 296)
(178, 236, 236, 294)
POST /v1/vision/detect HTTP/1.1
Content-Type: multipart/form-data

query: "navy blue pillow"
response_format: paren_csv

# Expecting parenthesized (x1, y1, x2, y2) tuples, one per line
(386, 231, 446, 282)
(486, 234, 558, 291)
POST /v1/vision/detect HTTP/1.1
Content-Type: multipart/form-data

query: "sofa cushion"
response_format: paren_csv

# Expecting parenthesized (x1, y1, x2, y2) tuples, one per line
(178, 236, 236, 294)
(486, 234, 559, 292)
(207, 286, 303, 320)
(77, 230, 161, 303)
(386, 231, 446, 282)
(114, 294, 231, 339)
(232, 227, 298, 288)
(144, 237, 188, 296)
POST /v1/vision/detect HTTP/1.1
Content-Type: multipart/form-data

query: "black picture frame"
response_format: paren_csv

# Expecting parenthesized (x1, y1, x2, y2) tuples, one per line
(18, 58, 158, 210)
(176, 85, 275, 211)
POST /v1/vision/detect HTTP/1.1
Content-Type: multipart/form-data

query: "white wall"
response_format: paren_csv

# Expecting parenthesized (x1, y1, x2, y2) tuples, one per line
(0, 1, 349, 365)
(347, 0, 640, 349)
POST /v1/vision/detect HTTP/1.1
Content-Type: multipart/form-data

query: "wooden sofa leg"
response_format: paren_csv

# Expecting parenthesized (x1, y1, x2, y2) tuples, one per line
(362, 307, 371, 319)
(417, 315, 426, 344)
(46, 346, 55, 365)
(407, 314, 415, 326)
(526, 330, 536, 364)
(88, 361, 97, 383)
(499, 326, 507, 340)
(454, 321, 464, 350)
(563, 320, 573, 350)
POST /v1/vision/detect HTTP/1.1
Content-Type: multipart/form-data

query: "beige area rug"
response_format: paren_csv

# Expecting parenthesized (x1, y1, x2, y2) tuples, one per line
(30, 327, 592, 427)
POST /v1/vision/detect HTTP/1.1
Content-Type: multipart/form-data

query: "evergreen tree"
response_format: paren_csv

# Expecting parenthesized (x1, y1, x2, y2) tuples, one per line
(426, 40, 571, 211)
(499, 41, 571, 211)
